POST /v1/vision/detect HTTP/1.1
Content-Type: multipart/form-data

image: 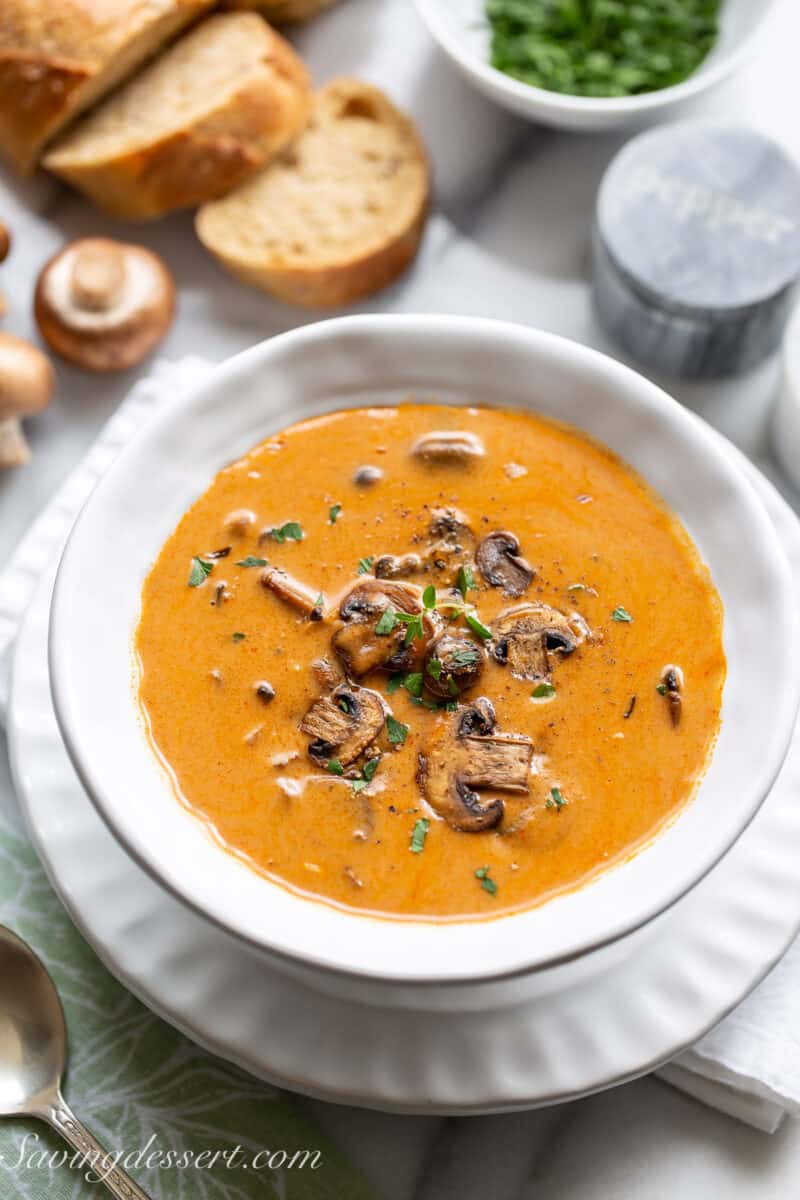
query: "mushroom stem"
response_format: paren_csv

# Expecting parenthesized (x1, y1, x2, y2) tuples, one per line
(0, 416, 29, 467)
(69, 240, 126, 312)
(261, 566, 323, 617)
(0, 332, 54, 470)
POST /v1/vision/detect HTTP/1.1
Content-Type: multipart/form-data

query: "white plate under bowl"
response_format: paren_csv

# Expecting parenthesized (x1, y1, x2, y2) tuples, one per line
(48, 316, 799, 995)
(413, 0, 779, 132)
(10, 448, 800, 1112)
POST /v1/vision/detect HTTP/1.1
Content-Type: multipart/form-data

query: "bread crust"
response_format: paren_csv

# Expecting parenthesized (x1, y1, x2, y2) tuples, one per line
(196, 78, 429, 308)
(221, 0, 339, 24)
(204, 206, 428, 308)
(0, 53, 88, 174)
(43, 17, 311, 220)
(0, 1, 214, 174)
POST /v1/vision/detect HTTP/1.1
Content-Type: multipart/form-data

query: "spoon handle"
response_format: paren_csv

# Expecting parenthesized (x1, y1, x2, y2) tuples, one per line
(44, 1095, 151, 1199)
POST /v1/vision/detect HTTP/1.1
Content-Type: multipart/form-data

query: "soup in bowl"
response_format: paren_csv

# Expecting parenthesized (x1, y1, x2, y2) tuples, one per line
(49, 317, 798, 993)
(136, 403, 725, 921)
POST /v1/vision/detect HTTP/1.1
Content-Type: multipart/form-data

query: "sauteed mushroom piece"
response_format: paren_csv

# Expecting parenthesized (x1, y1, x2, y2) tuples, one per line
(493, 603, 586, 682)
(332, 578, 438, 677)
(311, 656, 344, 689)
(261, 566, 323, 617)
(425, 633, 485, 699)
(476, 531, 534, 598)
(418, 698, 533, 832)
(374, 552, 423, 579)
(410, 430, 485, 465)
(660, 665, 683, 726)
(424, 506, 476, 572)
(300, 684, 386, 767)
(224, 508, 256, 535)
(353, 464, 383, 487)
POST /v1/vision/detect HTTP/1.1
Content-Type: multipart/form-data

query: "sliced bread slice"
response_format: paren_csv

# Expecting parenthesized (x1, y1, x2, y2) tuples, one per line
(195, 78, 429, 308)
(221, 0, 339, 23)
(0, 0, 215, 174)
(43, 13, 311, 220)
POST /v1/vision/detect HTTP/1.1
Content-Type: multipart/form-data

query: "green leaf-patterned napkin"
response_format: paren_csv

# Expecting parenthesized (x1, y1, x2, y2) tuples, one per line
(0, 814, 376, 1199)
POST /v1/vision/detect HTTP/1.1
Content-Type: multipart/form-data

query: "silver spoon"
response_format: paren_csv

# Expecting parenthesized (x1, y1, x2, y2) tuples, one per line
(0, 925, 150, 1198)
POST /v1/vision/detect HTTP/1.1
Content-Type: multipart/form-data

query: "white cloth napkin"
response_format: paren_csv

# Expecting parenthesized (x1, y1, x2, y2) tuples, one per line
(0, 358, 798, 1135)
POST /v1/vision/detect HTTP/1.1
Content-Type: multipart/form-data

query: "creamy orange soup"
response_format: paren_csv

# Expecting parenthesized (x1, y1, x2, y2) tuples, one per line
(136, 404, 725, 920)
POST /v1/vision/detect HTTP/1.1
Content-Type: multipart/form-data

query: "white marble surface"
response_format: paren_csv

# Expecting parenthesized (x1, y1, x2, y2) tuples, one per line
(1, 0, 800, 1195)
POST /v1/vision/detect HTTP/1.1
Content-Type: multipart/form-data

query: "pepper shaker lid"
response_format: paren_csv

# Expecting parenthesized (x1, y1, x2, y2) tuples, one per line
(593, 122, 800, 379)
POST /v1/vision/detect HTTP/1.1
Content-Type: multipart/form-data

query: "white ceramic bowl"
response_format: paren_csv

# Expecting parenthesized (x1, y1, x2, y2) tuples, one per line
(50, 316, 798, 995)
(413, 0, 780, 132)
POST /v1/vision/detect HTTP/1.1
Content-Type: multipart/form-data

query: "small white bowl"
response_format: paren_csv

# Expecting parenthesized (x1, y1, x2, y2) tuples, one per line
(413, 0, 780, 132)
(49, 316, 798, 999)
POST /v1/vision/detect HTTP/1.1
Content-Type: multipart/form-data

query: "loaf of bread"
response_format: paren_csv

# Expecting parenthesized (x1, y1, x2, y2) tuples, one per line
(221, 0, 339, 22)
(0, 0, 215, 173)
(195, 78, 429, 308)
(43, 13, 312, 220)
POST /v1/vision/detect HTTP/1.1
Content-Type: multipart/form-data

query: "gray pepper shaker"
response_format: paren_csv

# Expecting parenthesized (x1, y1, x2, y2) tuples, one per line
(592, 122, 800, 378)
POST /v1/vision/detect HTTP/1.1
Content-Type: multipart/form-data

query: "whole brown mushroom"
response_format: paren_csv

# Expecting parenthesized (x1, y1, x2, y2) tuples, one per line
(0, 220, 10, 319)
(0, 332, 55, 467)
(35, 238, 175, 372)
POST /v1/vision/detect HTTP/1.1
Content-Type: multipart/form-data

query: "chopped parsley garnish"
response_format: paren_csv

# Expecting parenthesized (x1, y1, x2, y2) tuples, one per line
(329, 504, 342, 525)
(403, 672, 425, 698)
(396, 611, 425, 647)
(532, 682, 556, 700)
(451, 647, 480, 668)
(611, 606, 633, 623)
(268, 521, 303, 544)
(188, 556, 214, 587)
(387, 673, 404, 694)
(475, 866, 498, 895)
(231, 632, 246, 642)
(410, 695, 459, 712)
(465, 612, 493, 641)
(547, 786, 567, 811)
(487, 0, 720, 100)
(422, 584, 437, 610)
(426, 657, 443, 680)
(352, 756, 381, 793)
(457, 564, 476, 599)
(410, 818, 430, 854)
(357, 556, 375, 575)
(375, 607, 399, 636)
(386, 715, 409, 745)
(236, 555, 268, 568)
(656, 683, 668, 695)
(326, 758, 344, 776)
(363, 756, 380, 781)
